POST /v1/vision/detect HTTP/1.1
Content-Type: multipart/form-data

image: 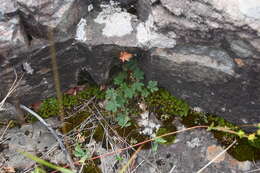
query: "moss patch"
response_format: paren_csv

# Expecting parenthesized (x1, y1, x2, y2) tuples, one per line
(27, 82, 260, 162)
(156, 126, 176, 144)
(35, 86, 104, 119)
(182, 111, 260, 161)
(146, 88, 189, 121)
(83, 162, 102, 173)
(115, 121, 151, 149)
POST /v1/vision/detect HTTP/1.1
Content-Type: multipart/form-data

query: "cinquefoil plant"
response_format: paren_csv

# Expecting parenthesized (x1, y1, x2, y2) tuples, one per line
(105, 59, 158, 127)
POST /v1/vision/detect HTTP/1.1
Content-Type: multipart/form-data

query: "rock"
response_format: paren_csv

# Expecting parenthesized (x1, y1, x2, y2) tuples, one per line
(137, 0, 260, 127)
(0, 117, 62, 169)
(0, 0, 260, 128)
(206, 145, 226, 163)
(0, 102, 20, 121)
(135, 119, 255, 173)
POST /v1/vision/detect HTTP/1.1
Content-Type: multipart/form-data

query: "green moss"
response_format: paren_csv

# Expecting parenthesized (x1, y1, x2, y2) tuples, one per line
(156, 126, 176, 144)
(83, 162, 102, 173)
(63, 111, 92, 133)
(229, 138, 260, 161)
(93, 125, 105, 142)
(36, 86, 104, 119)
(146, 88, 189, 119)
(27, 81, 260, 162)
(115, 122, 150, 149)
(182, 111, 260, 161)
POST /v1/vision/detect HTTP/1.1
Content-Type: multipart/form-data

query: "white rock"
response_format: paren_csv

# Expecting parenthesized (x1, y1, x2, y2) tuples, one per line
(88, 4, 93, 12)
(136, 14, 176, 48)
(94, 4, 133, 37)
(238, 0, 260, 19)
(22, 62, 34, 75)
(75, 18, 87, 42)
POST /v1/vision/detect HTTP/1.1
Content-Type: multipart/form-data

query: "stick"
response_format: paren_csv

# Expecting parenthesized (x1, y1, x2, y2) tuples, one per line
(196, 140, 237, 173)
(20, 104, 76, 171)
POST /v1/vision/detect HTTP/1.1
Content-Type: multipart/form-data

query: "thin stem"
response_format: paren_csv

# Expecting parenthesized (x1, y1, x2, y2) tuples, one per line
(47, 28, 75, 170)
(20, 104, 75, 171)
(196, 140, 237, 173)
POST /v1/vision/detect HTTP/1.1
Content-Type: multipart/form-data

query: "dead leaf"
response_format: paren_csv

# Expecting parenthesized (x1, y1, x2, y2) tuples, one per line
(65, 88, 77, 95)
(75, 85, 86, 92)
(31, 101, 43, 112)
(100, 84, 106, 91)
(119, 51, 133, 62)
(234, 58, 245, 67)
(76, 133, 86, 143)
(138, 102, 147, 112)
(2, 167, 16, 173)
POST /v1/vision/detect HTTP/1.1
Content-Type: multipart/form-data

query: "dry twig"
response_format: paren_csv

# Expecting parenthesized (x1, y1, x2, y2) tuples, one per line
(196, 140, 237, 173)
(0, 70, 23, 111)
(20, 104, 76, 171)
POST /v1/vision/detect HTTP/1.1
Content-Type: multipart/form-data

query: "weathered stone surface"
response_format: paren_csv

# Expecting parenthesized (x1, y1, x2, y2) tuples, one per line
(135, 0, 260, 127)
(140, 47, 260, 126)
(1, 0, 260, 128)
(0, 102, 21, 121)
(0, 117, 67, 169)
(135, 119, 257, 173)
(0, 15, 28, 58)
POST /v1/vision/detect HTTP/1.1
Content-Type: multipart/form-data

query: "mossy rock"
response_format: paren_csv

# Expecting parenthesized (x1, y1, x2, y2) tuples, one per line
(36, 86, 104, 119)
(83, 162, 102, 173)
(229, 138, 260, 161)
(146, 88, 189, 118)
(249, 138, 260, 149)
(115, 122, 150, 149)
(156, 125, 177, 144)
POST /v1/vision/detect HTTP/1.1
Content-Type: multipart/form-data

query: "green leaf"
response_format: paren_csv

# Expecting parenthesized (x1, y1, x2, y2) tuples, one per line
(237, 130, 245, 139)
(105, 100, 120, 112)
(114, 72, 127, 86)
(106, 88, 117, 100)
(115, 155, 124, 161)
(132, 82, 144, 92)
(133, 68, 144, 81)
(155, 137, 167, 144)
(116, 113, 131, 127)
(141, 88, 149, 98)
(20, 151, 74, 173)
(147, 81, 158, 93)
(151, 142, 158, 152)
(123, 86, 135, 99)
(73, 145, 86, 158)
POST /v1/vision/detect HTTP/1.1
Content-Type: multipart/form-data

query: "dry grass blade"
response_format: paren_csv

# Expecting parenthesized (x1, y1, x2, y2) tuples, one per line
(130, 160, 144, 173)
(0, 70, 23, 111)
(196, 140, 237, 173)
(245, 168, 260, 173)
(20, 104, 75, 171)
(0, 120, 13, 141)
(119, 145, 143, 173)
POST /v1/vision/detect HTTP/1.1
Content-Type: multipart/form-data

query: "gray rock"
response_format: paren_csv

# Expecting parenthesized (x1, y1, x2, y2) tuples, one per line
(229, 39, 254, 58)
(0, 102, 19, 121)
(0, 0, 260, 129)
(0, 117, 63, 169)
(135, 119, 257, 173)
